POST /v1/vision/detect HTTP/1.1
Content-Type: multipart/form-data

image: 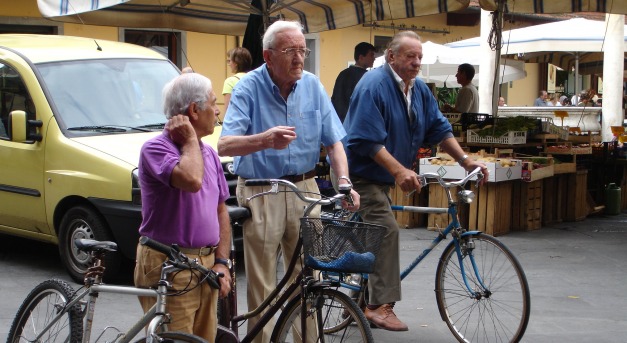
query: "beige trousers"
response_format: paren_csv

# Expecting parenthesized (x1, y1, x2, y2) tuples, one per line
(134, 243, 218, 342)
(237, 177, 320, 343)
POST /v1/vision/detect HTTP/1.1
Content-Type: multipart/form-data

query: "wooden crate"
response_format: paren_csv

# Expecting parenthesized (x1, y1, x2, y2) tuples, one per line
(542, 175, 568, 225)
(565, 170, 588, 221)
(390, 185, 427, 228)
(468, 181, 514, 236)
(427, 185, 451, 230)
(512, 180, 543, 231)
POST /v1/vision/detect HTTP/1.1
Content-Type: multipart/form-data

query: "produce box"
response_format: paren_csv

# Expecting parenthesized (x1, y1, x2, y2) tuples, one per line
(419, 157, 467, 180)
(519, 157, 554, 182)
(473, 157, 522, 183)
(467, 130, 527, 145)
(567, 127, 601, 144)
(545, 142, 592, 155)
(553, 161, 577, 174)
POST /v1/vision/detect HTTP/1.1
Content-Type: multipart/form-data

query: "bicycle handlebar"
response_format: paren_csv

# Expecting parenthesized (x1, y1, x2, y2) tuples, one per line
(419, 167, 483, 189)
(244, 178, 347, 207)
(139, 236, 223, 290)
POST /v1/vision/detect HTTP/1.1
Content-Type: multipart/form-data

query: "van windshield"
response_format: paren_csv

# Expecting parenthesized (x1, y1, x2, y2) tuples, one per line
(37, 59, 179, 136)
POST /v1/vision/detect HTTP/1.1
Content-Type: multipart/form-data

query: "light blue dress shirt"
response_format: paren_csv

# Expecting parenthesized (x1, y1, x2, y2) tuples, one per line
(221, 64, 345, 179)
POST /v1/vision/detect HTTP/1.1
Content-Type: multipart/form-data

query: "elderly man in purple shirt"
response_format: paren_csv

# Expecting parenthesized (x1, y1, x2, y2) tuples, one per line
(134, 72, 232, 342)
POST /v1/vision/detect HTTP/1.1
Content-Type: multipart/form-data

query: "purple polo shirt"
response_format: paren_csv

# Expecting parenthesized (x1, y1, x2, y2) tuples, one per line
(138, 131, 229, 248)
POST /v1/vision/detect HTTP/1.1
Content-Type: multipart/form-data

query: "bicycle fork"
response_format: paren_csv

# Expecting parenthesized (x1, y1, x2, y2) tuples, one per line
(454, 236, 490, 300)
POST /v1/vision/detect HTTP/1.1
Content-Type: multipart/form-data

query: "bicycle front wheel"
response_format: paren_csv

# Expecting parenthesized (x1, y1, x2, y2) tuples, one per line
(134, 331, 208, 342)
(435, 233, 530, 343)
(271, 288, 373, 343)
(7, 279, 83, 343)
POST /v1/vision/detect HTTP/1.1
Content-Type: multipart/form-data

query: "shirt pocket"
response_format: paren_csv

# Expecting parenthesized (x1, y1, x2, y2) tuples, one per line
(294, 110, 321, 144)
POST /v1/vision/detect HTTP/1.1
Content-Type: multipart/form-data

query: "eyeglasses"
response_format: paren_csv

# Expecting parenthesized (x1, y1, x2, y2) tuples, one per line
(270, 47, 311, 58)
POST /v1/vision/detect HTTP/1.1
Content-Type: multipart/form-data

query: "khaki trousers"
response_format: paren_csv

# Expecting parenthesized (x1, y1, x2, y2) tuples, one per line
(237, 177, 320, 343)
(134, 243, 218, 342)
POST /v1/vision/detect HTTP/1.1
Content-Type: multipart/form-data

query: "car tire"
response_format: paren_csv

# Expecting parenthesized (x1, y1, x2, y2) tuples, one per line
(58, 205, 121, 283)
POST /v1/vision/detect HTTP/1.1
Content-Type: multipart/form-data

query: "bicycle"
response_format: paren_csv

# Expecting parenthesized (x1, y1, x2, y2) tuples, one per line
(323, 167, 531, 343)
(7, 237, 222, 343)
(215, 178, 383, 343)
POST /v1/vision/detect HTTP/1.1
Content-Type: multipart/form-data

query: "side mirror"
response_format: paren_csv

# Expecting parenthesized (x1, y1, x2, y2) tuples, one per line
(9, 110, 43, 142)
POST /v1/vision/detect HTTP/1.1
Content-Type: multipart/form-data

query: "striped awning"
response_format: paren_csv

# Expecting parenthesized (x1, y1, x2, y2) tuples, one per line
(37, 0, 471, 35)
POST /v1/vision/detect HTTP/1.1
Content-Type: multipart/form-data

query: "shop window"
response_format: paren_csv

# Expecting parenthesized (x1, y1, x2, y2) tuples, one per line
(124, 30, 183, 69)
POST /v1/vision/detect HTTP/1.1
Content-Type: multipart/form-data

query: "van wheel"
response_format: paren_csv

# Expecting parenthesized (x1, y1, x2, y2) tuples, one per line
(58, 205, 121, 283)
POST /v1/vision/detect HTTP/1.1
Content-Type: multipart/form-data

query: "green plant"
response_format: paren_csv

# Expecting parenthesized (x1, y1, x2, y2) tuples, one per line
(436, 87, 458, 109)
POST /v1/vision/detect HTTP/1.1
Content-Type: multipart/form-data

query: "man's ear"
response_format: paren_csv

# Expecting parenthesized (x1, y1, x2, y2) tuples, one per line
(187, 102, 199, 121)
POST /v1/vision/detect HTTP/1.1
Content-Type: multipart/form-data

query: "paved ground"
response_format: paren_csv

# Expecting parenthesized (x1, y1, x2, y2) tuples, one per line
(1, 211, 626, 342)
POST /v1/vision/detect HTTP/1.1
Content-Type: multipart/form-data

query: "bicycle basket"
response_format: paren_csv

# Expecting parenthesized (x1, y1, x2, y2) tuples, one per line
(300, 218, 386, 273)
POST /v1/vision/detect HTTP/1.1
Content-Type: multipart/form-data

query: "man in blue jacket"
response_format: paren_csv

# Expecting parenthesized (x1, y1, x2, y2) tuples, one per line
(342, 31, 487, 332)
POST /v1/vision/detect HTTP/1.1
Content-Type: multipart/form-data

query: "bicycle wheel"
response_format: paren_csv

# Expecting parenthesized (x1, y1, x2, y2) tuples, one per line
(7, 279, 83, 343)
(435, 233, 530, 343)
(271, 288, 373, 343)
(322, 275, 366, 333)
(134, 331, 208, 342)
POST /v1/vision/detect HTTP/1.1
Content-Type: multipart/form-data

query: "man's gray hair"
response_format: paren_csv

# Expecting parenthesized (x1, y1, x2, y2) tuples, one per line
(262, 20, 304, 49)
(162, 73, 213, 119)
(385, 31, 421, 63)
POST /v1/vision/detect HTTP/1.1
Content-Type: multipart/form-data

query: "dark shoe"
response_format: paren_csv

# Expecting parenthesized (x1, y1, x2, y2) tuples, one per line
(364, 304, 409, 331)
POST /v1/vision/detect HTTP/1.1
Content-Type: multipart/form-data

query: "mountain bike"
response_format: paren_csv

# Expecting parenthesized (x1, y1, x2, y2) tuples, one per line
(323, 167, 531, 343)
(7, 237, 222, 343)
(215, 178, 382, 343)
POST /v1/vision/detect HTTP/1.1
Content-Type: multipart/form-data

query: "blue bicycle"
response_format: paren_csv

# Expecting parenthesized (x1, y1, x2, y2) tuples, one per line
(323, 167, 530, 343)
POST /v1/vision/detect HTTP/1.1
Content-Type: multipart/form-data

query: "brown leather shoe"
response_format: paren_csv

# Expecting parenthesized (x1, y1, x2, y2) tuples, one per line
(364, 304, 409, 331)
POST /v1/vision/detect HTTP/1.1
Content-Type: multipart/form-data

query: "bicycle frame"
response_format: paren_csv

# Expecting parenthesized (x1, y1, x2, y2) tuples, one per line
(223, 179, 346, 343)
(329, 169, 489, 299)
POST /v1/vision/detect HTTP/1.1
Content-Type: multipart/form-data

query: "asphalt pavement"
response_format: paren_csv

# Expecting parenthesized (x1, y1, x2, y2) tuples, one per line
(1, 211, 626, 342)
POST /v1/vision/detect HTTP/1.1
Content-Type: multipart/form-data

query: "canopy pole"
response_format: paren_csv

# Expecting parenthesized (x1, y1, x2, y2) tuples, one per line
(601, 14, 626, 141)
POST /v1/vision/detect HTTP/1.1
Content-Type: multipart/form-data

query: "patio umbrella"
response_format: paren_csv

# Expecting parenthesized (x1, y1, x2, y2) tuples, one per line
(476, 0, 627, 15)
(372, 41, 526, 87)
(37, 0, 472, 36)
(446, 18, 626, 73)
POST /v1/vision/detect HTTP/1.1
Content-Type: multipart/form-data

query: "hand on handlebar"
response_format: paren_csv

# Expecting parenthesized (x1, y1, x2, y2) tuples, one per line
(462, 159, 489, 185)
(212, 263, 231, 298)
(395, 168, 423, 194)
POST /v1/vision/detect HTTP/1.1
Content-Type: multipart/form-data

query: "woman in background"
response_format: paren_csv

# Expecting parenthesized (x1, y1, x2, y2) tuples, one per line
(222, 47, 252, 115)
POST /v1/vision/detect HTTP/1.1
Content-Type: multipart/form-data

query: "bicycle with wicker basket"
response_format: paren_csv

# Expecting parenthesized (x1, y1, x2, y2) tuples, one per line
(215, 178, 383, 343)
(322, 167, 531, 343)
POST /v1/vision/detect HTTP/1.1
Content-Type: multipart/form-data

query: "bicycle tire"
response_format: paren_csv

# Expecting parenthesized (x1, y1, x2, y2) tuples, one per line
(322, 279, 366, 333)
(435, 233, 531, 343)
(271, 288, 374, 343)
(7, 279, 83, 343)
(134, 331, 208, 343)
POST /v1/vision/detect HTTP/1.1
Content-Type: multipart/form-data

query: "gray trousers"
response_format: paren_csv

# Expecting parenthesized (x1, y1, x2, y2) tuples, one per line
(334, 173, 402, 305)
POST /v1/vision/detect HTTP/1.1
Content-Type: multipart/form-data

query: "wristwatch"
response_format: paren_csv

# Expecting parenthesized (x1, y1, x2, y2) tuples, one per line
(215, 258, 232, 269)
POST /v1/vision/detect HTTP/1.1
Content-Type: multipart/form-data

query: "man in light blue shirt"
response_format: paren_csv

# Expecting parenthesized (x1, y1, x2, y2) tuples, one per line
(218, 20, 359, 343)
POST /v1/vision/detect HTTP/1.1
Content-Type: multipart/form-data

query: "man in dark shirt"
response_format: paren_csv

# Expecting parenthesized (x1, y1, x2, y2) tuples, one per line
(331, 42, 376, 122)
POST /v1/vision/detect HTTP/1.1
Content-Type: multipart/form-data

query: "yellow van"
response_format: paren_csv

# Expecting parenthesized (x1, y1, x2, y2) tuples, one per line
(0, 34, 242, 282)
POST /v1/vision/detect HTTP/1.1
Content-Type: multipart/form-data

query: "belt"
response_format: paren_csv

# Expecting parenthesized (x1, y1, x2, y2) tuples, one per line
(176, 245, 218, 256)
(279, 169, 317, 183)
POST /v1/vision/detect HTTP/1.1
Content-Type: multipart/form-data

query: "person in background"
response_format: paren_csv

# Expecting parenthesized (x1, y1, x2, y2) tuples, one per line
(134, 73, 232, 342)
(331, 42, 376, 122)
(218, 20, 360, 343)
(342, 31, 488, 332)
(222, 47, 253, 115)
(498, 96, 507, 107)
(559, 95, 570, 106)
(547, 93, 562, 106)
(534, 90, 548, 106)
(442, 63, 479, 113)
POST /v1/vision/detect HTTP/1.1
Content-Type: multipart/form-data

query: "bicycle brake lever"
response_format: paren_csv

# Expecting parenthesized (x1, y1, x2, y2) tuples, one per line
(246, 182, 279, 201)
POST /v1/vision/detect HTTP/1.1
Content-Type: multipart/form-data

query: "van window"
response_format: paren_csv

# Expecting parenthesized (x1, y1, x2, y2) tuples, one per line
(36, 58, 179, 136)
(0, 62, 36, 141)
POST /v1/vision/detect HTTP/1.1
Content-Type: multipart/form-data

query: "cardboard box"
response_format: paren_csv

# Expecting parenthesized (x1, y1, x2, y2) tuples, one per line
(473, 158, 523, 183)
(419, 157, 467, 180)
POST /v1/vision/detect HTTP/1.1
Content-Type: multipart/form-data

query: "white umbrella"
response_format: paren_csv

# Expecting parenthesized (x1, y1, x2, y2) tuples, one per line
(373, 41, 526, 88)
(445, 17, 627, 85)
